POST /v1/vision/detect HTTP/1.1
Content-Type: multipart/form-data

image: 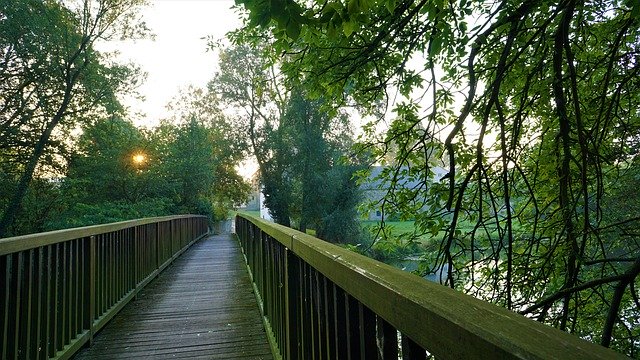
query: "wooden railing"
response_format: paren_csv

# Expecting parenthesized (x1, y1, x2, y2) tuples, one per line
(235, 214, 627, 360)
(0, 215, 208, 360)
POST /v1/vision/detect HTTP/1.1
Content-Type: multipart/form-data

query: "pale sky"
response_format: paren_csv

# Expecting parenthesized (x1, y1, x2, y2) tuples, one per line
(107, 0, 243, 127)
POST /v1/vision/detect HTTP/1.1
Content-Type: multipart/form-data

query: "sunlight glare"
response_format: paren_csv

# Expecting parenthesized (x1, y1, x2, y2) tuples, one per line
(132, 153, 146, 165)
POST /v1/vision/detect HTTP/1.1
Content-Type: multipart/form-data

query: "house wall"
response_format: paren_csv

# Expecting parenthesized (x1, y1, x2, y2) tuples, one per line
(259, 191, 273, 222)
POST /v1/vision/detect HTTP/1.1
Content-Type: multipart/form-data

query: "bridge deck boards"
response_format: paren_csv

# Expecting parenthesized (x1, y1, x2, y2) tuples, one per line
(74, 234, 273, 359)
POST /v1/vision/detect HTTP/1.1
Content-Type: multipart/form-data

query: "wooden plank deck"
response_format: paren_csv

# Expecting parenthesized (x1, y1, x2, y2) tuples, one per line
(74, 234, 273, 359)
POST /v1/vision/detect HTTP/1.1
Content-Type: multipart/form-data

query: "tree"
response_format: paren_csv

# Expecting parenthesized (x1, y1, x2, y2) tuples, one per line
(0, 0, 148, 237)
(210, 40, 292, 223)
(58, 87, 250, 227)
(55, 116, 170, 228)
(212, 40, 363, 241)
(160, 86, 250, 220)
(280, 89, 360, 240)
(237, 0, 640, 354)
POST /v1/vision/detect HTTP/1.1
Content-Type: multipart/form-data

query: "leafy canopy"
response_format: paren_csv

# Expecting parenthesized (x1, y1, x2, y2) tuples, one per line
(236, 0, 640, 354)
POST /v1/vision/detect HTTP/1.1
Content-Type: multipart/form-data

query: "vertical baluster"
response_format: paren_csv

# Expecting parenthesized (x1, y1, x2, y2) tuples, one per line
(97, 237, 102, 317)
(279, 243, 287, 357)
(129, 227, 133, 291)
(20, 250, 34, 359)
(170, 220, 174, 259)
(13, 252, 23, 359)
(157, 223, 161, 267)
(145, 225, 150, 280)
(277, 244, 284, 357)
(73, 240, 80, 340)
(99, 235, 105, 314)
(333, 285, 348, 358)
(104, 234, 109, 310)
(268, 240, 276, 343)
(377, 317, 398, 359)
(273, 241, 280, 345)
(359, 303, 376, 359)
(401, 334, 426, 360)
(258, 230, 264, 298)
(139, 226, 142, 284)
(44, 245, 53, 358)
(1, 253, 8, 360)
(57, 242, 65, 352)
(125, 228, 129, 293)
(120, 229, 124, 298)
(130, 227, 135, 291)
(323, 277, 336, 359)
(310, 269, 320, 360)
(285, 249, 299, 360)
(66, 240, 73, 343)
(34, 247, 44, 360)
(114, 231, 119, 300)
(301, 261, 312, 359)
(115, 231, 120, 302)
(86, 236, 96, 345)
(110, 232, 115, 306)
(71, 240, 77, 341)
(315, 272, 327, 360)
(264, 233, 271, 318)
(346, 294, 361, 360)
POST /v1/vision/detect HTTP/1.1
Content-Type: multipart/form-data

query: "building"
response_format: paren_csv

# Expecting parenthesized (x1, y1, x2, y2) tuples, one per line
(361, 165, 448, 220)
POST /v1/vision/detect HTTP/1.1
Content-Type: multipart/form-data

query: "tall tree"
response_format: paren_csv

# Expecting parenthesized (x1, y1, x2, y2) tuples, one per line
(237, 0, 640, 354)
(280, 89, 359, 238)
(59, 87, 250, 228)
(58, 116, 169, 227)
(210, 40, 292, 223)
(160, 86, 250, 220)
(0, 0, 148, 237)
(212, 41, 363, 240)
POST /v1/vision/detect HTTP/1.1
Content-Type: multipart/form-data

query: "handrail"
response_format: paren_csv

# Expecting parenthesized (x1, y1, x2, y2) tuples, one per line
(1, 215, 208, 360)
(0, 215, 203, 256)
(235, 214, 627, 360)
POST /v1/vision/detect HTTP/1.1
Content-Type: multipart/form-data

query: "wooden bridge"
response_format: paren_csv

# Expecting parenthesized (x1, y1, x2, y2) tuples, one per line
(0, 214, 628, 359)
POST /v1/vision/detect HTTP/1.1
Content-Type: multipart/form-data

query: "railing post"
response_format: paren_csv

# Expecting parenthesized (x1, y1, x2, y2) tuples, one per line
(155, 222, 160, 270)
(86, 235, 96, 345)
(133, 226, 139, 298)
(169, 220, 173, 258)
(285, 248, 299, 360)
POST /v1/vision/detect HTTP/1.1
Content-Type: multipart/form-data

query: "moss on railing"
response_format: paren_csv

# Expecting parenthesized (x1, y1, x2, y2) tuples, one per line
(236, 213, 627, 360)
(0, 215, 208, 360)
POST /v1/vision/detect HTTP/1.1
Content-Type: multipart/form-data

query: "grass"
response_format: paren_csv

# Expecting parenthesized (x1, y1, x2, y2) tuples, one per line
(361, 220, 416, 237)
(235, 209, 260, 218)
(360, 218, 513, 247)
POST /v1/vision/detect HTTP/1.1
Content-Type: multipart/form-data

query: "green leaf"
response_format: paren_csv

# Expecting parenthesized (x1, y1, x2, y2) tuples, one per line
(347, 0, 359, 15)
(632, 3, 640, 19)
(342, 20, 356, 37)
(385, 0, 396, 14)
(429, 36, 442, 57)
(286, 20, 301, 40)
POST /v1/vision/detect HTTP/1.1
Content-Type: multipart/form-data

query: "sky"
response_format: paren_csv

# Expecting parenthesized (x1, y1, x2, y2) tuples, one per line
(107, 0, 243, 127)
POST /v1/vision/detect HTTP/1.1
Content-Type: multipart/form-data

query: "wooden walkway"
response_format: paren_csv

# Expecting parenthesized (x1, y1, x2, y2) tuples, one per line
(74, 234, 273, 359)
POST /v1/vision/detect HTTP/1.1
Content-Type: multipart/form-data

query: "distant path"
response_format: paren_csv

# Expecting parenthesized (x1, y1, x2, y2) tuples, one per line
(74, 234, 272, 359)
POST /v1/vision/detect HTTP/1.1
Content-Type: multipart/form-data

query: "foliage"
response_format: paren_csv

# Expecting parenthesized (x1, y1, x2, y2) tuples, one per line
(162, 86, 251, 220)
(58, 88, 250, 227)
(0, 0, 148, 236)
(212, 41, 364, 243)
(237, 0, 640, 354)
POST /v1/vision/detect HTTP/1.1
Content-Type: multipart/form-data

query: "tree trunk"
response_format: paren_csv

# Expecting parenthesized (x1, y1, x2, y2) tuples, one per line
(0, 82, 74, 237)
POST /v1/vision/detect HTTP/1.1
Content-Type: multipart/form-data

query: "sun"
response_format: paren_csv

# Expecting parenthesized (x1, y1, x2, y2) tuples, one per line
(132, 153, 146, 165)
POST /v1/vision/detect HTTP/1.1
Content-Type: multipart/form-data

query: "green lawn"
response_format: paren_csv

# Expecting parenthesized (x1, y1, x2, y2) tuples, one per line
(361, 220, 417, 237)
(361, 218, 513, 246)
(235, 209, 260, 218)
